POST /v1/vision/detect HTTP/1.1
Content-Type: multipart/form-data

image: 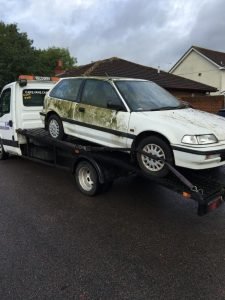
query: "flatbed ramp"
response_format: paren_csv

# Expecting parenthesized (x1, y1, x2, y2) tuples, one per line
(17, 128, 225, 216)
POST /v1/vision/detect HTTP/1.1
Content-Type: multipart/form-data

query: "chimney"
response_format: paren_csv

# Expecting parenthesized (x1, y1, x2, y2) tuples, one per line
(55, 59, 64, 76)
(157, 66, 160, 74)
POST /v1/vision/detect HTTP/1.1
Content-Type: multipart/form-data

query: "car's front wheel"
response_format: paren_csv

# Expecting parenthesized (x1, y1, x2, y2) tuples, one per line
(136, 136, 173, 177)
(47, 114, 64, 140)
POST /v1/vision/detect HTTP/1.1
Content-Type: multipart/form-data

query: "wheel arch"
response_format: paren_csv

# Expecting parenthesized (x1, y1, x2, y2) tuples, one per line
(44, 110, 61, 128)
(132, 131, 174, 161)
(132, 131, 171, 148)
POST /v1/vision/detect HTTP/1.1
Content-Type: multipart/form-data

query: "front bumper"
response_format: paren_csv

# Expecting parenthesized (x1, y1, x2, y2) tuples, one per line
(172, 144, 225, 169)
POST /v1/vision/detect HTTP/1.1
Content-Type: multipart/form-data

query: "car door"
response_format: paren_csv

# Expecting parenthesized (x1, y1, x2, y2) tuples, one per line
(0, 87, 15, 149)
(74, 79, 131, 148)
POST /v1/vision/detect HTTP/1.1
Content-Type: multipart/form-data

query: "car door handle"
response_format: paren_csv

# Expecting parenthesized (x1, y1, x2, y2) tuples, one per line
(79, 107, 85, 112)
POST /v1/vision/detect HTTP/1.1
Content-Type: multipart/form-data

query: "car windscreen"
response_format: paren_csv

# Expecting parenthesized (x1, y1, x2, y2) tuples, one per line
(23, 89, 49, 107)
(115, 80, 181, 111)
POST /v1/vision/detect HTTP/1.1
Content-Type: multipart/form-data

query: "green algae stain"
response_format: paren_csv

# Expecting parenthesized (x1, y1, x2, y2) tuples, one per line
(45, 97, 128, 134)
(75, 104, 119, 130)
(46, 97, 76, 119)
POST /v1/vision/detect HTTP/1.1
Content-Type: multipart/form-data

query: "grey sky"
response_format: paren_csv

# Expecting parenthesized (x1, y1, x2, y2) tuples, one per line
(0, 0, 224, 70)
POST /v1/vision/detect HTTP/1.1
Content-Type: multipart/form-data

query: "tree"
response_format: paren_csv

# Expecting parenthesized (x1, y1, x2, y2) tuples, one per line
(0, 22, 36, 88)
(34, 47, 77, 76)
(0, 22, 77, 89)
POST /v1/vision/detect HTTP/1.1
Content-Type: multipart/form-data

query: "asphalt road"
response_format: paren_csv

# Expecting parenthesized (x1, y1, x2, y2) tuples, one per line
(0, 157, 225, 300)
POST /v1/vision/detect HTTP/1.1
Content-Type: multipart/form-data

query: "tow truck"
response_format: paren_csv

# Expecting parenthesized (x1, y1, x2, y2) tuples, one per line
(0, 75, 225, 216)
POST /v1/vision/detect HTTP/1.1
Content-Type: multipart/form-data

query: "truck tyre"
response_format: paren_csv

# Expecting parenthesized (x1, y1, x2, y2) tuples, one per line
(47, 114, 64, 140)
(75, 160, 100, 196)
(0, 141, 8, 160)
(136, 136, 173, 177)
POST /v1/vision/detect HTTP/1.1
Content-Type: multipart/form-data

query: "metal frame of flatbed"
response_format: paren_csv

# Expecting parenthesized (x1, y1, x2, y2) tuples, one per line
(16, 128, 225, 216)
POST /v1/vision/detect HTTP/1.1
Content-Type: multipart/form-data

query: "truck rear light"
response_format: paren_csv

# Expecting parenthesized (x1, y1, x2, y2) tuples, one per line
(207, 196, 223, 212)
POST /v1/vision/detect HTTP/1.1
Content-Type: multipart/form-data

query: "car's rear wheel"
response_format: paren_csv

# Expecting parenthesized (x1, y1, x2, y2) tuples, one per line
(136, 136, 173, 177)
(47, 114, 64, 140)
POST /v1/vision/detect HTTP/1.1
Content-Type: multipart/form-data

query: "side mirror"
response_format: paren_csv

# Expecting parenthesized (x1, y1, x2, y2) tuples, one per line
(107, 100, 125, 111)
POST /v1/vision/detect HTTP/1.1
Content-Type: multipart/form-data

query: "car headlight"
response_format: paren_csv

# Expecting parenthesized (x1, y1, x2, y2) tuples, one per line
(182, 134, 218, 145)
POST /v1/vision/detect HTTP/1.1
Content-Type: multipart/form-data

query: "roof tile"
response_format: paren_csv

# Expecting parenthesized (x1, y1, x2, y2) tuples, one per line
(193, 46, 225, 67)
(61, 57, 217, 92)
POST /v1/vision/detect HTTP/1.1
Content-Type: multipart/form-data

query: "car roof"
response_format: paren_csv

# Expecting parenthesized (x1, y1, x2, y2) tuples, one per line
(60, 76, 148, 82)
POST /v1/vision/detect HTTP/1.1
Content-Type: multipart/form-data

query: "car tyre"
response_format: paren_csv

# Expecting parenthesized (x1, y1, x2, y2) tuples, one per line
(136, 136, 173, 177)
(47, 114, 64, 140)
(75, 160, 100, 196)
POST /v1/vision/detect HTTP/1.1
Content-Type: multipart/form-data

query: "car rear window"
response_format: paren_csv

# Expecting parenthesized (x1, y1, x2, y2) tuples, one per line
(23, 89, 49, 107)
(49, 79, 83, 102)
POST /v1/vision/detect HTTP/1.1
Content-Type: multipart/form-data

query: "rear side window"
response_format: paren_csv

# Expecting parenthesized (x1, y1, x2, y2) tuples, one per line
(49, 79, 82, 102)
(23, 89, 49, 107)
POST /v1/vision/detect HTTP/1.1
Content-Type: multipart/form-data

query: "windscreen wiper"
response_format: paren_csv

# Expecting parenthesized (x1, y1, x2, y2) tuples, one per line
(150, 106, 181, 111)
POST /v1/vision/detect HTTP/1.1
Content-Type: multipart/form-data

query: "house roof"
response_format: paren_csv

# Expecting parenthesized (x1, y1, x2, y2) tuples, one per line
(193, 46, 225, 67)
(61, 57, 217, 93)
(169, 45, 225, 73)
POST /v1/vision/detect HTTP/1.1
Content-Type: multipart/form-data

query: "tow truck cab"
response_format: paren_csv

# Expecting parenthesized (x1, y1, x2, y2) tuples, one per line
(0, 75, 58, 156)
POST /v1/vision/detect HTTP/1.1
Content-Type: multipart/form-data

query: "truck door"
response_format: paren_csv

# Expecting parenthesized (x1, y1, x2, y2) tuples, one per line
(0, 87, 15, 150)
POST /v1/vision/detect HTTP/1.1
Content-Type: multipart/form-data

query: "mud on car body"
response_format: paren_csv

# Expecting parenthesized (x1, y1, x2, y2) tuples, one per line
(41, 76, 225, 177)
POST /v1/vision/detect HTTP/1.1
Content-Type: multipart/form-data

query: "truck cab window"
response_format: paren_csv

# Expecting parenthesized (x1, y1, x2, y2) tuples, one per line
(23, 89, 49, 107)
(0, 88, 11, 116)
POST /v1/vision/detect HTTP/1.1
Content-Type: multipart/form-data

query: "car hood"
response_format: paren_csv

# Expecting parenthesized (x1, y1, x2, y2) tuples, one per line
(140, 108, 225, 141)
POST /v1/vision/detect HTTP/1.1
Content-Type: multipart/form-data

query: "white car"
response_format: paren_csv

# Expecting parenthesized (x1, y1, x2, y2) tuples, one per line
(41, 76, 225, 177)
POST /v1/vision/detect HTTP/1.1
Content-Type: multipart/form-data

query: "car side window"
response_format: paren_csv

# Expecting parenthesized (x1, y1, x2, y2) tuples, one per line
(81, 80, 122, 108)
(49, 79, 82, 102)
(0, 88, 11, 116)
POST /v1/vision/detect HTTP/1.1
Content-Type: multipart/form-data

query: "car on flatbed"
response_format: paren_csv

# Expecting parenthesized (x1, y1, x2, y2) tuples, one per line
(41, 76, 225, 177)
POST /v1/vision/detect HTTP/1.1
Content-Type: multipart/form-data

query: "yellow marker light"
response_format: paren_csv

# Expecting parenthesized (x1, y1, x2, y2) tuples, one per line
(182, 192, 191, 199)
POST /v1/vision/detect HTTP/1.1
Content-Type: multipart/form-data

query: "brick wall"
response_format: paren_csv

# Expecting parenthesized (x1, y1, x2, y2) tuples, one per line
(168, 90, 206, 97)
(179, 95, 224, 113)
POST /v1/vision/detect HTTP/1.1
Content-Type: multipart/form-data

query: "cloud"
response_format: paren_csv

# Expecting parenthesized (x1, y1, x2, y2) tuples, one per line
(0, 0, 224, 70)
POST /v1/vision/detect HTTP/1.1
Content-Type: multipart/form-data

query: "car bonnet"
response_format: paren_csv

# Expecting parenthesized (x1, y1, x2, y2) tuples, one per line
(141, 108, 225, 141)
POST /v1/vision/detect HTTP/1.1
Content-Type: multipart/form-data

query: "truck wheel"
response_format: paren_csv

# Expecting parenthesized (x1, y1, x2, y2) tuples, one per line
(75, 161, 100, 196)
(0, 141, 8, 160)
(47, 114, 64, 140)
(136, 136, 173, 177)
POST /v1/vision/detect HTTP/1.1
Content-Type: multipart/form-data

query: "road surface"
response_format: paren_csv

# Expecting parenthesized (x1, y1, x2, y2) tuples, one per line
(0, 157, 225, 299)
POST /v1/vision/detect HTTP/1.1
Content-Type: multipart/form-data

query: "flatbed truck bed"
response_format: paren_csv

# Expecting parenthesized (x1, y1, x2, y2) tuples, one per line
(16, 128, 225, 216)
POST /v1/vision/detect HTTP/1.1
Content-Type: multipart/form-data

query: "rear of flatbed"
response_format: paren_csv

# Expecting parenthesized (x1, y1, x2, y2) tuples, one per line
(16, 128, 225, 216)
